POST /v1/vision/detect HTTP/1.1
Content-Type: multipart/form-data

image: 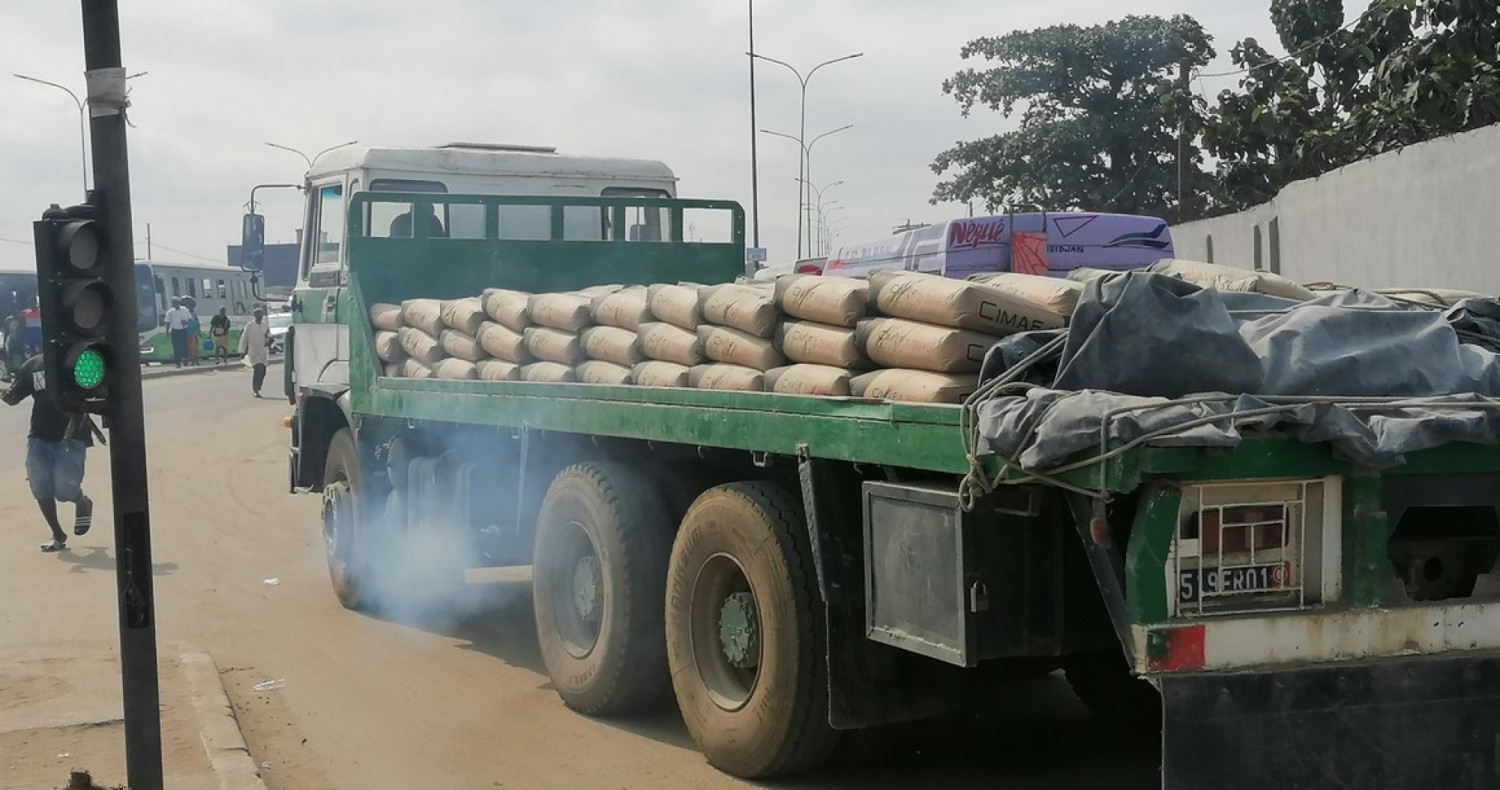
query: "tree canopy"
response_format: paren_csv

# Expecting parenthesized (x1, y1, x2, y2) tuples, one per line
(934, 1, 1500, 219)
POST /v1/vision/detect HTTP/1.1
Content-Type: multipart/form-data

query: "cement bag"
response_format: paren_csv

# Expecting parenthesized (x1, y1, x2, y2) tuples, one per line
(579, 325, 646, 366)
(481, 288, 532, 330)
(528, 293, 593, 332)
(967, 273, 1083, 318)
(441, 297, 487, 335)
(775, 275, 868, 327)
(869, 270, 1065, 336)
(689, 364, 765, 392)
(850, 369, 979, 404)
(476, 359, 520, 382)
(1066, 267, 1117, 285)
(647, 283, 705, 330)
(701, 284, 779, 338)
(1147, 259, 1316, 301)
(575, 360, 634, 386)
(857, 318, 998, 374)
(401, 358, 433, 379)
(373, 330, 404, 363)
(520, 362, 577, 383)
(438, 329, 485, 362)
(523, 327, 585, 365)
(776, 320, 871, 369)
(764, 364, 853, 397)
(432, 358, 478, 380)
(476, 321, 529, 363)
(401, 299, 446, 337)
(591, 287, 653, 330)
(382, 362, 403, 378)
(697, 325, 785, 371)
(631, 360, 690, 388)
(1377, 287, 1489, 308)
(637, 322, 705, 366)
(397, 327, 445, 366)
(370, 303, 404, 331)
(577, 284, 625, 298)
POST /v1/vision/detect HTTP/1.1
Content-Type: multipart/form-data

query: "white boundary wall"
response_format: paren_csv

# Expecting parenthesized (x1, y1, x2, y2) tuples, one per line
(1171, 123, 1500, 293)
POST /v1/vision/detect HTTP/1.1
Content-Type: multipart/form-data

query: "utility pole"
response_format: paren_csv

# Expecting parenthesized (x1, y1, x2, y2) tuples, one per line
(81, 2, 164, 787)
(1176, 57, 1190, 222)
(747, 0, 760, 254)
(145, 222, 150, 259)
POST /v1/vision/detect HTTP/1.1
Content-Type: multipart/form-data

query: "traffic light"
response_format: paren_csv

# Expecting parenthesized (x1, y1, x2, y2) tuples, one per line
(33, 200, 113, 413)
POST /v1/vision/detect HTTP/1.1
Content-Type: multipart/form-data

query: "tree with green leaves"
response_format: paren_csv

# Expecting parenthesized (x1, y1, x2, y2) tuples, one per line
(931, 15, 1214, 220)
(1205, 0, 1500, 212)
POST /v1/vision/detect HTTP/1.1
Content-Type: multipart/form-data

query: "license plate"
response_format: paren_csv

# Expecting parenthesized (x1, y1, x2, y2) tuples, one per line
(1179, 563, 1289, 602)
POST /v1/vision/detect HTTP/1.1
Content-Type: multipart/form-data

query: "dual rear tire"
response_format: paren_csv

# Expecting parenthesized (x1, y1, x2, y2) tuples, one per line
(530, 467, 838, 778)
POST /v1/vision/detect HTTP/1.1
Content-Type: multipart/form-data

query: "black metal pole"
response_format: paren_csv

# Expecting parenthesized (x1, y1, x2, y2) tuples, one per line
(747, 0, 760, 252)
(80, 2, 164, 788)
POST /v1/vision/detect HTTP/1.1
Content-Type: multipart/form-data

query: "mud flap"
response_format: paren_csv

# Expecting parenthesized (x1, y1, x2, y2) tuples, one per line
(1160, 653, 1500, 789)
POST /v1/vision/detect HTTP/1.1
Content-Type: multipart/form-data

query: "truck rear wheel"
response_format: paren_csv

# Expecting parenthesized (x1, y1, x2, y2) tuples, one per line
(665, 482, 839, 778)
(532, 462, 674, 715)
(322, 427, 377, 611)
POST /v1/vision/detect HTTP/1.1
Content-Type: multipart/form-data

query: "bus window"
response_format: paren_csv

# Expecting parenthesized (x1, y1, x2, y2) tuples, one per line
(217, 279, 227, 299)
(203, 278, 213, 297)
(134, 265, 157, 333)
(171, 277, 181, 297)
(187, 278, 198, 298)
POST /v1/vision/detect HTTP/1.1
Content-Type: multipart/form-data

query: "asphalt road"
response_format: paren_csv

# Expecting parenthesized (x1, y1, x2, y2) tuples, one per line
(0, 370, 1160, 789)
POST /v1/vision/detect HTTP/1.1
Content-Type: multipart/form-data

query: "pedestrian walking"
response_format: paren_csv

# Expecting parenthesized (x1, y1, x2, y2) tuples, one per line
(3, 313, 23, 381)
(238, 308, 271, 398)
(2, 354, 95, 552)
(164, 298, 191, 368)
(185, 302, 202, 367)
(209, 307, 231, 364)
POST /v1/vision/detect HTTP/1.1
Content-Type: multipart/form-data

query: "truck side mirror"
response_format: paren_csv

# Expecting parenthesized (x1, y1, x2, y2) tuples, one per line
(241, 213, 266, 272)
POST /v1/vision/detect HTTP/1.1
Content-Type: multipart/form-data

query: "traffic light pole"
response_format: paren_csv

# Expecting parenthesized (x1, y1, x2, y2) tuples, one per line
(80, 2, 164, 788)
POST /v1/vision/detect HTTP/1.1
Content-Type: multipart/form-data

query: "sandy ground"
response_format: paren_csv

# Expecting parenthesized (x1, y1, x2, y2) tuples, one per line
(0, 369, 1158, 789)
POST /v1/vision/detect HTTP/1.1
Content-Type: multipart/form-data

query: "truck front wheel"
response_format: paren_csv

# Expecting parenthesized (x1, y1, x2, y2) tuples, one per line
(322, 427, 376, 611)
(532, 462, 674, 715)
(665, 482, 839, 779)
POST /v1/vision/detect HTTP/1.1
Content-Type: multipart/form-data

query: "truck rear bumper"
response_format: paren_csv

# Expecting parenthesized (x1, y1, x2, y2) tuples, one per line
(1161, 652, 1500, 789)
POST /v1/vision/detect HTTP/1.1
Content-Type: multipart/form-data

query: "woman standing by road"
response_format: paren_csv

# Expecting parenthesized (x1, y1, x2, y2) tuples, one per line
(237, 308, 271, 398)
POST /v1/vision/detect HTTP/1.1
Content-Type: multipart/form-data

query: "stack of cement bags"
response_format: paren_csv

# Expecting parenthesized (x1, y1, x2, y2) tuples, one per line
(370, 269, 1077, 403)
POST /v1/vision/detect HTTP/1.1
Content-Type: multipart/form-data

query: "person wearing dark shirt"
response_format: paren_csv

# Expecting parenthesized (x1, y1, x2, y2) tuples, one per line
(1, 355, 94, 552)
(209, 307, 232, 364)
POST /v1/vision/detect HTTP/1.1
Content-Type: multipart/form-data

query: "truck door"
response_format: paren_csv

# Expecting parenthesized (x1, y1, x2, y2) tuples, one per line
(296, 179, 350, 386)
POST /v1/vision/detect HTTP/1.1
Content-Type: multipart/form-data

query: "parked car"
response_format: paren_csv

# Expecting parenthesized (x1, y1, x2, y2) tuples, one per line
(267, 312, 292, 354)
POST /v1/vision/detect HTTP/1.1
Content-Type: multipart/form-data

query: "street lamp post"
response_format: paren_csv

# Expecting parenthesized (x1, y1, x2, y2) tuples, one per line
(796, 177, 845, 252)
(761, 124, 852, 257)
(264, 140, 359, 172)
(14, 74, 88, 195)
(748, 51, 862, 258)
(15, 71, 147, 197)
(819, 205, 847, 255)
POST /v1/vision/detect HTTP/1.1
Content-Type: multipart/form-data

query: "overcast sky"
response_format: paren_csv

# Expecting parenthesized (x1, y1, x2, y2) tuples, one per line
(0, 1, 1370, 271)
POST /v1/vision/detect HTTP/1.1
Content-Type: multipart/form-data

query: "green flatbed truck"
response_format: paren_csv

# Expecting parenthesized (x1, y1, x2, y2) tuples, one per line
(275, 184, 1500, 786)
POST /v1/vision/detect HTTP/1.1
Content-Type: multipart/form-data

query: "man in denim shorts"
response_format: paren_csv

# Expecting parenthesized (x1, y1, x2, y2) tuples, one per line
(2, 355, 94, 551)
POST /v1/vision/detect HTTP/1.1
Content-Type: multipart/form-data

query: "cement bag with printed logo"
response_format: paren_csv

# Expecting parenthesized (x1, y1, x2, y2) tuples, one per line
(398, 327, 445, 366)
(528, 293, 594, 332)
(432, 358, 478, 380)
(439, 329, 486, 362)
(477, 321, 530, 363)
(374, 331, 404, 363)
(850, 369, 979, 404)
(591, 286, 653, 330)
(579, 325, 647, 366)
(481, 289, 532, 331)
(401, 299, 446, 337)
(441, 297, 487, 335)
(631, 360, 690, 388)
(701, 284, 779, 338)
(966, 273, 1083, 320)
(575, 360, 634, 386)
(763, 364, 854, 397)
(868, 271, 1065, 336)
(774, 275, 868, 328)
(523, 327, 585, 365)
(856, 318, 999, 374)
(520, 362, 576, 383)
(647, 283, 706, 330)
(697, 325, 784, 371)
(689, 364, 765, 392)
(637, 322, 706, 366)
(1147, 259, 1316, 301)
(476, 359, 521, 382)
(370, 303, 404, 331)
(775, 320, 871, 369)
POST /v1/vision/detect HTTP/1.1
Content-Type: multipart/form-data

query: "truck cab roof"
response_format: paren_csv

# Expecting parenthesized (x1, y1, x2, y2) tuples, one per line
(307, 144, 678, 186)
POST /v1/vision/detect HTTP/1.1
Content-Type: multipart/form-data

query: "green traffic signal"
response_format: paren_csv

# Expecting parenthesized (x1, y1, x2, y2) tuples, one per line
(72, 346, 107, 390)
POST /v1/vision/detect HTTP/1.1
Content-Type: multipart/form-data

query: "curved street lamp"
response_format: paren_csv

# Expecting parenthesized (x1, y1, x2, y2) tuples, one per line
(264, 140, 359, 173)
(748, 51, 862, 257)
(15, 71, 147, 195)
(762, 123, 852, 257)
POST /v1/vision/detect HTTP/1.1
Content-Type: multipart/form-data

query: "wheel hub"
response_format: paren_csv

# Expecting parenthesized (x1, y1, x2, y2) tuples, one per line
(572, 555, 602, 623)
(718, 592, 760, 669)
(322, 481, 349, 558)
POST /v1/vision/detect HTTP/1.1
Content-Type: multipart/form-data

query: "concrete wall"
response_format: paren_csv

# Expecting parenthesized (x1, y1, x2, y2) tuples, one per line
(1172, 122, 1500, 293)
